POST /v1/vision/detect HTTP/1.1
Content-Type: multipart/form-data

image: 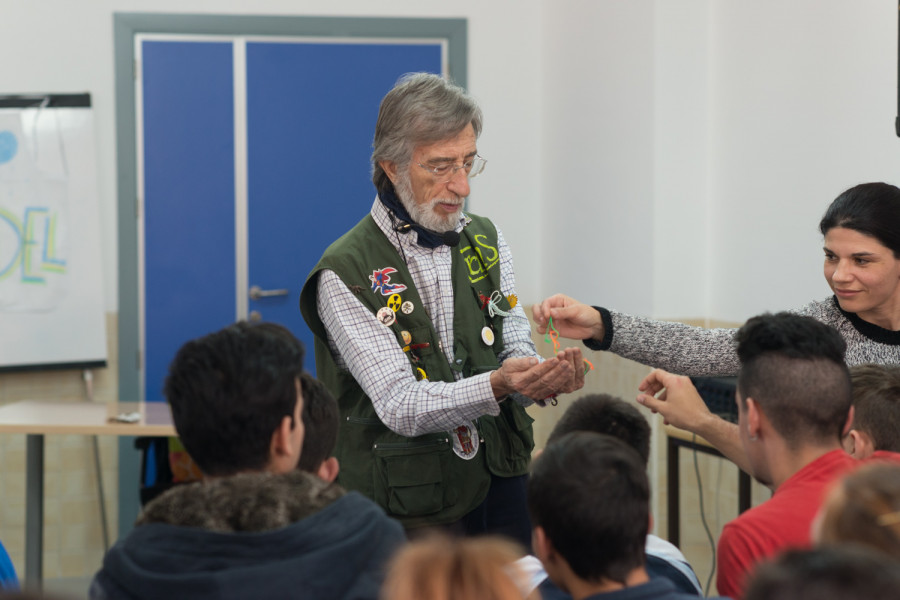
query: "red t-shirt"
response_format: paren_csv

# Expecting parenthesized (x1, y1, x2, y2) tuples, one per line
(715, 449, 857, 599)
(868, 450, 900, 463)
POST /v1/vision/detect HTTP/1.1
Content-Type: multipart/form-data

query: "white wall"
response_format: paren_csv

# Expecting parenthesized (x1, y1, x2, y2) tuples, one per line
(2, 0, 897, 325)
(542, 0, 657, 315)
(542, 0, 900, 323)
(653, 0, 712, 320)
(0, 0, 546, 309)
(706, 1, 900, 322)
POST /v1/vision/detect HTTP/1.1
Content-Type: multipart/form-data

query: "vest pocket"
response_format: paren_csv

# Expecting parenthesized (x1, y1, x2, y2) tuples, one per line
(338, 415, 385, 500)
(481, 403, 535, 477)
(508, 403, 536, 454)
(373, 438, 452, 517)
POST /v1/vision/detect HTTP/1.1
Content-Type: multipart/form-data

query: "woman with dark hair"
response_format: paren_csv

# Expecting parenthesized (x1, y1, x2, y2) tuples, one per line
(532, 182, 900, 465)
(818, 182, 900, 333)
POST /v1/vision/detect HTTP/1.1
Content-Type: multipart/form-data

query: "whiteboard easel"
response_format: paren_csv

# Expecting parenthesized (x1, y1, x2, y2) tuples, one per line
(0, 94, 107, 371)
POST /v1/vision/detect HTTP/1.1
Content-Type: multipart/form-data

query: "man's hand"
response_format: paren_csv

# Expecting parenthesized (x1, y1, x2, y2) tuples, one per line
(556, 347, 586, 394)
(637, 368, 749, 475)
(531, 294, 604, 341)
(490, 349, 583, 400)
(635, 368, 713, 432)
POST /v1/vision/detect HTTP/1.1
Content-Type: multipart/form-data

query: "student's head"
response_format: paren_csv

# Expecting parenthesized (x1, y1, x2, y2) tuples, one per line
(372, 72, 484, 232)
(296, 372, 340, 482)
(844, 364, 900, 458)
(528, 432, 649, 590)
(379, 533, 529, 600)
(820, 182, 900, 258)
(734, 312, 851, 484)
(164, 321, 305, 477)
(743, 545, 900, 600)
(814, 461, 900, 557)
(546, 393, 650, 465)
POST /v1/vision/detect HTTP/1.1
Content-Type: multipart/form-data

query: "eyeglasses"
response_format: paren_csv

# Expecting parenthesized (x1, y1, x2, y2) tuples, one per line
(416, 154, 487, 183)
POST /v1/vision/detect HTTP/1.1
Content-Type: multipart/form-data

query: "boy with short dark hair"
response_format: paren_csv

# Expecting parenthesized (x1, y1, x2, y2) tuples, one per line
(90, 322, 405, 600)
(297, 371, 341, 481)
(639, 312, 858, 598)
(744, 546, 900, 600)
(843, 363, 900, 458)
(528, 394, 701, 596)
(528, 432, 725, 600)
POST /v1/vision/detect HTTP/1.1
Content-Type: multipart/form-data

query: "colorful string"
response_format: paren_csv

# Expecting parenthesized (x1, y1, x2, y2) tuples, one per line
(545, 316, 561, 353)
(545, 317, 595, 376)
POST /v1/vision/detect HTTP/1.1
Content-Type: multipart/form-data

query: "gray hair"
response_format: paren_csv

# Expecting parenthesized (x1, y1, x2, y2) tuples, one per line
(371, 72, 483, 192)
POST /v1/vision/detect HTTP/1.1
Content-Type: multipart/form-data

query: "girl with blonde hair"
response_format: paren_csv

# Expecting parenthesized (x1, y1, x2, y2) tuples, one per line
(380, 533, 537, 600)
(814, 460, 900, 556)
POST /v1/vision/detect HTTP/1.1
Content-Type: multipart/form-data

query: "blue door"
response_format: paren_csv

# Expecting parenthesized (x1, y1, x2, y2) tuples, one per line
(140, 37, 443, 401)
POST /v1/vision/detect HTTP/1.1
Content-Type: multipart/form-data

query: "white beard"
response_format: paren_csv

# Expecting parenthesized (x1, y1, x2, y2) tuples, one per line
(395, 173, 463, 232)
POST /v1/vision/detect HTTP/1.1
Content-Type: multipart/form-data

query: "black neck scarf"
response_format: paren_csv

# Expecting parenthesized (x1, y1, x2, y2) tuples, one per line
(378, 182, 450, 249)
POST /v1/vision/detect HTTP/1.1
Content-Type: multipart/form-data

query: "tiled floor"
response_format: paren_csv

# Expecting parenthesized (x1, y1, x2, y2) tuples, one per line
(35, 576, 92, 599)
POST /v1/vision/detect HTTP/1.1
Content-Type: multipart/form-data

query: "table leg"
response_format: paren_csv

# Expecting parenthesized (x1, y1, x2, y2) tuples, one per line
(667, 434, 679, 547)
(738, 469, 751, 514)
(25, 433, 43, 589)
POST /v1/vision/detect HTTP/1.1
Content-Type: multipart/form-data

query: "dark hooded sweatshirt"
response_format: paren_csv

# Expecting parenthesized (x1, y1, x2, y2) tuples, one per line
(89, 470, 405, 600)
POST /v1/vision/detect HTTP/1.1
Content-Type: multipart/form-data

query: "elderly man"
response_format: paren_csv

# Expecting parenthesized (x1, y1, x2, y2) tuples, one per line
(300, 72, 583, 545)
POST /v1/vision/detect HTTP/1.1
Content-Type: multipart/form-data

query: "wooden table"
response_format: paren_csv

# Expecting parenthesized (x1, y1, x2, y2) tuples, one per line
(665, 425, 752, 547)
(0, 400, 175, 588)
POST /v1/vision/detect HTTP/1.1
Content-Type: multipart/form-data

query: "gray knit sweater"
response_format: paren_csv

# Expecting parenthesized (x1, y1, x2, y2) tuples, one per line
(586, 296, 900, 377)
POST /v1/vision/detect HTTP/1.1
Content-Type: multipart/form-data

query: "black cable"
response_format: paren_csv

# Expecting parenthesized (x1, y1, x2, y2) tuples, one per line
(692, 434, 718, 596)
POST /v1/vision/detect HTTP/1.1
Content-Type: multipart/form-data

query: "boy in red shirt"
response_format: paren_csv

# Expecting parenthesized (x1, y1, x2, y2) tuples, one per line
(639, 313, 856, 599)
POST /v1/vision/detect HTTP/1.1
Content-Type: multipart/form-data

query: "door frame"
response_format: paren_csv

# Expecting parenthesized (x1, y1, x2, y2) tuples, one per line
(113, 12, 467, 537)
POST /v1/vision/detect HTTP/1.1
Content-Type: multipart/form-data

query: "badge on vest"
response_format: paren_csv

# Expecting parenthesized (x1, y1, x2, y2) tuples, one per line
(451, 421, 480, 460)
(370, 267, 408, 296)
(376, 306, 396, 326)
(387, 293, 402, 312)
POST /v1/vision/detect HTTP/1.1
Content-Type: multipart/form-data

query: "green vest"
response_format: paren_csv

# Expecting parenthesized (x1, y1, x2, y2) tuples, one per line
(300, 213, 535, 528)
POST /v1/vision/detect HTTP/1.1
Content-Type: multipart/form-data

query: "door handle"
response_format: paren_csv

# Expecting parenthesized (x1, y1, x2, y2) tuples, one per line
(249, 285, 290, 301)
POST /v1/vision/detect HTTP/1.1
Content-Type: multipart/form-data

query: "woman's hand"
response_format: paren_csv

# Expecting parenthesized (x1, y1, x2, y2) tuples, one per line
(532, 294, 605, 341)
